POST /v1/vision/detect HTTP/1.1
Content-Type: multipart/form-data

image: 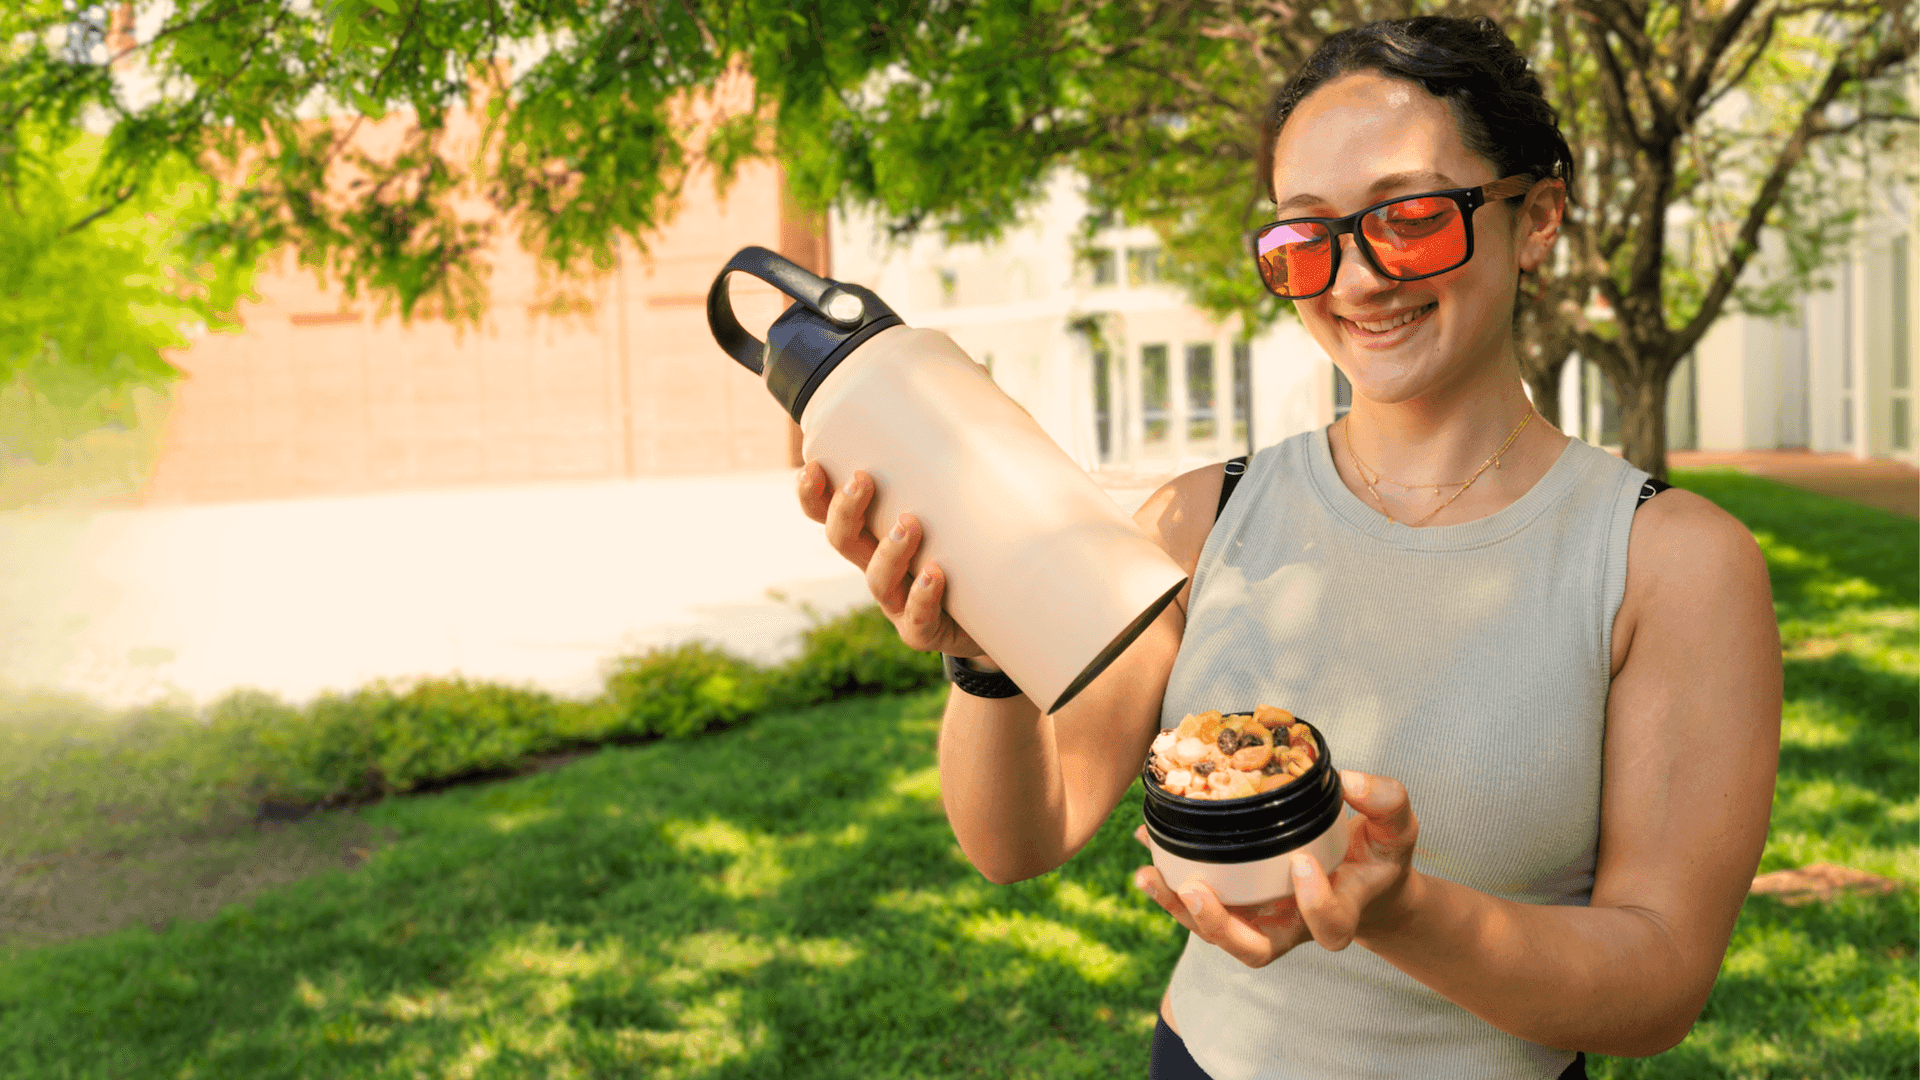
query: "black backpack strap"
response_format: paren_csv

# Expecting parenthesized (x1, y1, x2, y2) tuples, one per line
(1637, 477, 1672, 507)
(1216, 456, 1249, 521)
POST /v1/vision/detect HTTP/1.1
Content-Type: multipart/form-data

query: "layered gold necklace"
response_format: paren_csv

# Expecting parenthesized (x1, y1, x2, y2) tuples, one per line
(1343, 408, 1533, 527)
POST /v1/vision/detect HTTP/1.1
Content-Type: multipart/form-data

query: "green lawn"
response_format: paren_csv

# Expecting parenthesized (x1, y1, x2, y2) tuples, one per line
(0, 469, 1913, 1078)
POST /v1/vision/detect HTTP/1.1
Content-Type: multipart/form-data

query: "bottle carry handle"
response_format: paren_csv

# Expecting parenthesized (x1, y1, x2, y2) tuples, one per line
(706, 246, 835, 375)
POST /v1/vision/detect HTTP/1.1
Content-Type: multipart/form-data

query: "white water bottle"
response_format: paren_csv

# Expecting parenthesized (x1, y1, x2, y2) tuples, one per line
(707, 246, 1187, 713)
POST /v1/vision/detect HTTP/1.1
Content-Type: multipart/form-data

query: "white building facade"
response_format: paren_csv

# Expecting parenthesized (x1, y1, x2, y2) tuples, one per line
(1684, 221, 1916, 465)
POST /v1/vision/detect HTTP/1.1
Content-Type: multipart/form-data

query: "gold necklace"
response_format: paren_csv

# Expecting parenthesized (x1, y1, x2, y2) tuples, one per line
(1343, 408, 1533, 527)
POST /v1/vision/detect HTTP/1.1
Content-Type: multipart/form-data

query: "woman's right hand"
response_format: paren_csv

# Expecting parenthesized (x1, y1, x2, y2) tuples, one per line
(797, 461, 985, 659)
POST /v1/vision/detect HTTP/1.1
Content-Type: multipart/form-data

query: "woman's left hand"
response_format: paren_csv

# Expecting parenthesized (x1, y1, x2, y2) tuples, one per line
(1131, 769, 1420, 968)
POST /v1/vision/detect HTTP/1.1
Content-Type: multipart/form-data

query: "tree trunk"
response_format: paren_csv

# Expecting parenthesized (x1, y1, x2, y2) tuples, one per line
(1522, 352, 1569, 431)
(1616, 366, 1670, 480)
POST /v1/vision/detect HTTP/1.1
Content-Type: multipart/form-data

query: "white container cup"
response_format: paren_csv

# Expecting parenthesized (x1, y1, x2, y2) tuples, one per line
(1145, 808, 1353, 907)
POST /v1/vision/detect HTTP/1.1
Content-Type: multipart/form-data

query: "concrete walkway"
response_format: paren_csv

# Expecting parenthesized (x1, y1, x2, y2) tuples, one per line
(1669, 450, 1919, 518)
(0, 473, 877, 710)
(0, 470, 1168, 712)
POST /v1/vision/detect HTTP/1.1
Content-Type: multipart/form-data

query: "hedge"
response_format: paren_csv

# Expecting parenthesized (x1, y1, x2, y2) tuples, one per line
(2, 605, 944, 860)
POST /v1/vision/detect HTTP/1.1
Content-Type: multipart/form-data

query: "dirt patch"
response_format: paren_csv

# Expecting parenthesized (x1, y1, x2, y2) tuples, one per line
(1, 810, 394, 950)
(1749, 863, 1907, 905)
(0, 745, 601, 952)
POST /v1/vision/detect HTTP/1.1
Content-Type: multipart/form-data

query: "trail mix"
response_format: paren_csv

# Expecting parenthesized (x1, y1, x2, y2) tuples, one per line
(1147, 704, 1319, 800)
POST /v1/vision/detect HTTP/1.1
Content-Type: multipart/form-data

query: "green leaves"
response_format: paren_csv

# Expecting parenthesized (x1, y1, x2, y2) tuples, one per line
(0, 121, 256, 462)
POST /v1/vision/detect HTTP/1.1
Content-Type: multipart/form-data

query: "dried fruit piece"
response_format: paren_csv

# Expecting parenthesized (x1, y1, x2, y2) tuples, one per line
(1231, 744, 1273, 771)
(1254, 704, 1294, 729)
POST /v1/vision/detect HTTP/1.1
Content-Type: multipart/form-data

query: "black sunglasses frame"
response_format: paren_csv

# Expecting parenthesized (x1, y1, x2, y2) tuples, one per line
(1249, 175, 1535, 300)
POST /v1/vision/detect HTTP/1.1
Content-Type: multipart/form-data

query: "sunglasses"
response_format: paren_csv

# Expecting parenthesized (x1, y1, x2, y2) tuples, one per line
(1250, 175, 1536, 299)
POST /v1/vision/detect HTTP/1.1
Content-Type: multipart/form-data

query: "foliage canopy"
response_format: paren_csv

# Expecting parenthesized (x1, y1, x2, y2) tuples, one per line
(2, 1, 1914, 472)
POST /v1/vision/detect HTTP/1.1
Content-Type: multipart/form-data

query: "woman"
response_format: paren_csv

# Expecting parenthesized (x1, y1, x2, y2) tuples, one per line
(797, 16, 1780, 1080)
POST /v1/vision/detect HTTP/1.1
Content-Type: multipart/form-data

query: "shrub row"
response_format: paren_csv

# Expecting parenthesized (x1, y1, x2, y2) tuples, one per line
(4, 605, 943, 857)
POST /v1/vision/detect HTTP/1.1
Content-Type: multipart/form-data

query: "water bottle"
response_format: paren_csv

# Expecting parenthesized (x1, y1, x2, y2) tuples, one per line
(706, 246, 1187, 713)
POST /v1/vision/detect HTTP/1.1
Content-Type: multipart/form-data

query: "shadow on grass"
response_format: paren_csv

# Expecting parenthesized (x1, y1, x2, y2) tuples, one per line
(0, 690, 1185, 1079)
(1776, 651, 1919, 794)
(1594, 888, 1919, 1080)
(1674, 470, 1919, 610)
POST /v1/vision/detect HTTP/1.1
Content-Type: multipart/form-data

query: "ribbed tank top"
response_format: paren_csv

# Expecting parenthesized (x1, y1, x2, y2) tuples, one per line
(1161, 428, 1648, 1080)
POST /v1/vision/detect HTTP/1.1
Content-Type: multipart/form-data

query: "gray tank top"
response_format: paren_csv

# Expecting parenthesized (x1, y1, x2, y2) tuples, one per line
(1162, 428, 1647, 1080)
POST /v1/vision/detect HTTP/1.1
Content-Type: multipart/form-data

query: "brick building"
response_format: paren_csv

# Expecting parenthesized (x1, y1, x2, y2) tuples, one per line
(138, 103, 819, 505)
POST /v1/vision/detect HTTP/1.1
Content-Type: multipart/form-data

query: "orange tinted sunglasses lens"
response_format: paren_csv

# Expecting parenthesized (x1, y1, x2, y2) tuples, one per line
(1361, 196, 1466, 277)
(1255, 222, 1333, 297)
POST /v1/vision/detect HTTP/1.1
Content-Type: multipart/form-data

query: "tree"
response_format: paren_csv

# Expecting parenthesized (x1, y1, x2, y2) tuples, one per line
(1548, 0, 1917, 475)
(4, 1, 1912, 474)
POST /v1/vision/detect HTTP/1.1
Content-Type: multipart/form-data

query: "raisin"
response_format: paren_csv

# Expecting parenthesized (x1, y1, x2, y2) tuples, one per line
(1216, 731, 1238, 754)
(1261, 758, 1285, 775)
(1193, 761, 1215, 776)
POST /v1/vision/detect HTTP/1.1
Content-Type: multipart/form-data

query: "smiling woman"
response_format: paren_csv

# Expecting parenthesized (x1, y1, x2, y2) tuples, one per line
(793, 15, 1783, 1080)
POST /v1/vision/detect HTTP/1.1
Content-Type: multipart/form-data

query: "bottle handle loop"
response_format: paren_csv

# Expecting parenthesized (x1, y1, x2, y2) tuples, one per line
(705, 246, 834, 375)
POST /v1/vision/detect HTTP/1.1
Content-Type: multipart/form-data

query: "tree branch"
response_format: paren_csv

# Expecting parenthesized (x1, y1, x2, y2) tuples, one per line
(1674, 31, 1918, 360)
(1810, 111, 1920, 135)
(1677, 0, 1771, 116)
(61, 184, 139, 235)
(1702, 5, 1781, 113)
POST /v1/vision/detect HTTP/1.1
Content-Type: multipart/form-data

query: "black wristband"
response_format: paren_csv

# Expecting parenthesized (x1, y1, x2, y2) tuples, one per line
(943, 654, 1024, 698)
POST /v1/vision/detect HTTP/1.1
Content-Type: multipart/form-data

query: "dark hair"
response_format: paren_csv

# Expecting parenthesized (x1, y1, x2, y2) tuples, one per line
(1256, 16, 1576, 208)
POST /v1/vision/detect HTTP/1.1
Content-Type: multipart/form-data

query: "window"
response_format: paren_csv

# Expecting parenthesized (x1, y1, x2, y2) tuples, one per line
(1841, 263, 1855, 446)
(1126, 247, 1163, 287)
(1186, 343, 1216, 441)
(1895, 234, 1911, 452)
(1092, 348, 1112, 461)
(937, 267, 958, 307)
(1087, 249, 1116, 287)
(1232, 341, 1252, 453)
(1333, 366, 1352, 420)
(1142, 344, 1169, 446)
(1895, 234, 1911, 391)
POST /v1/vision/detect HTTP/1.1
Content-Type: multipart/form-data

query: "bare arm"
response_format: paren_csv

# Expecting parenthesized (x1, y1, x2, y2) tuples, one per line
(799, 460, 1225, 885)
(1150, 488, 1782, 1056)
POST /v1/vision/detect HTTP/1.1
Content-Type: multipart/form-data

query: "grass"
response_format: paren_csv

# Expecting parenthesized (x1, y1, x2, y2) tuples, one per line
(1, 691, 1179, 1078)
(0, 469, 1912, 1078)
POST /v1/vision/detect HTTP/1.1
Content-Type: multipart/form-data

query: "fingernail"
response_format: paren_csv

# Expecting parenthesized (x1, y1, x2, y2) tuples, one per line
(1178, 889, 1202, 915)
(1342, 770, 1368, 797)
(1134, 871, 1152, 894)
(889, 519, 907, 542)
(1292, 854, 1312, 879)
(843, 474, 859, 495)
(919, 567, 935, 586)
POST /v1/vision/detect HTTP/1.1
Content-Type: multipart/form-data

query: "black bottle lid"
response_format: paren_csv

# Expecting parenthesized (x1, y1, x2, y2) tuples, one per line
(706, 246, 904, 421)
